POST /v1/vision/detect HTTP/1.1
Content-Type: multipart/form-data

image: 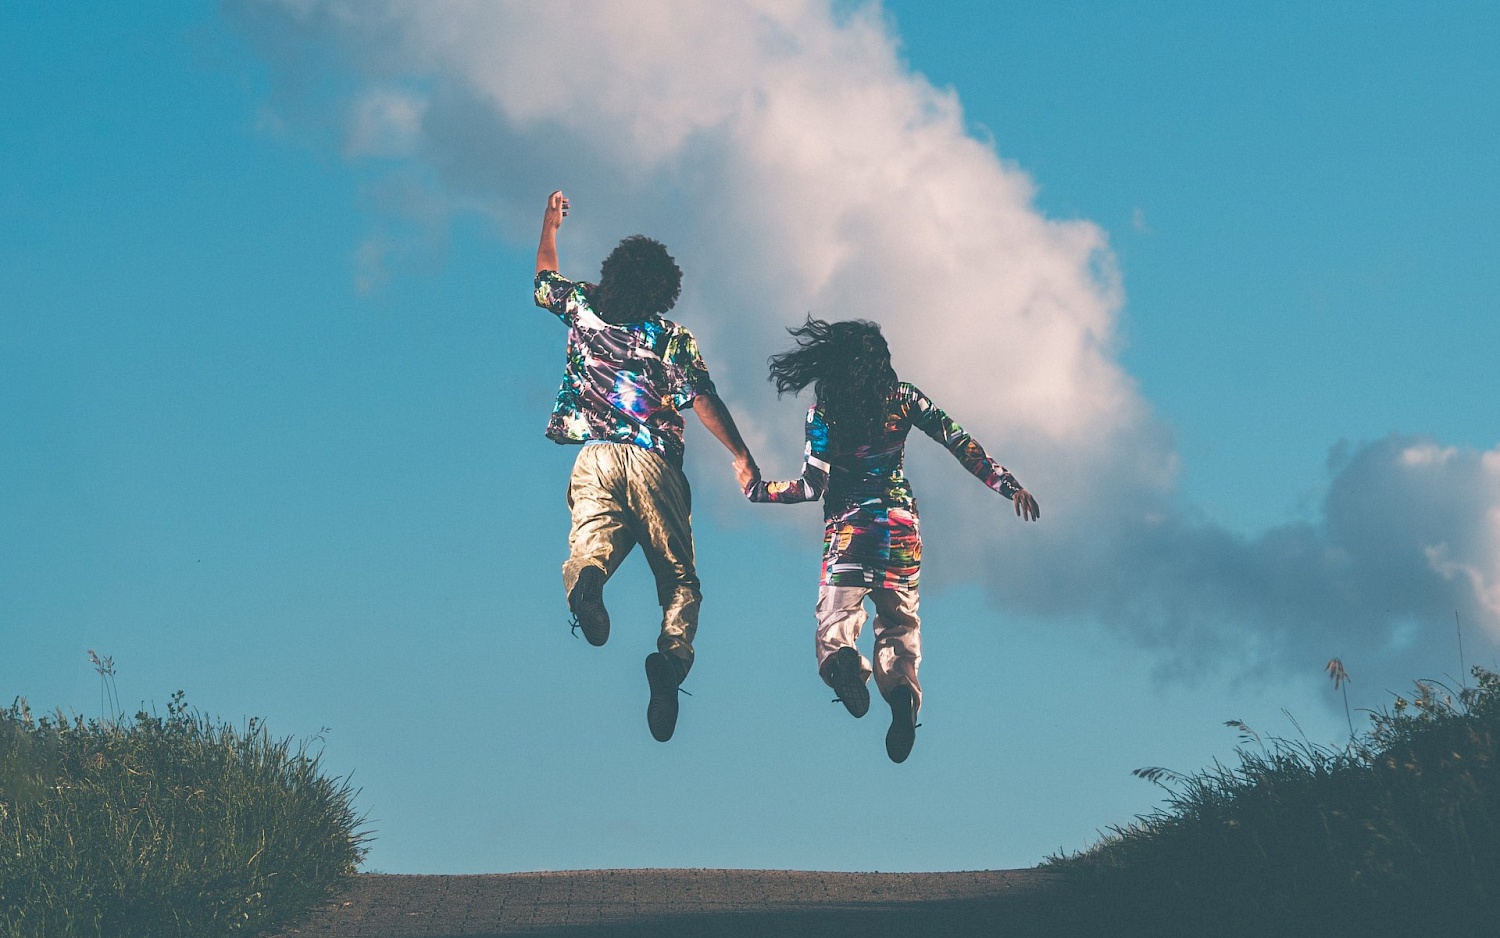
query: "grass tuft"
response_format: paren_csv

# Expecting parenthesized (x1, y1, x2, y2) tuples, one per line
(0, 687, 368, 937)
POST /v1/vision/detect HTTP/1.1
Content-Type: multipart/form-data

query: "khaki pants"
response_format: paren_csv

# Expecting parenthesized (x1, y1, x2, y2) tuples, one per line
(815, 585, 922, 714)
(562, 443, 700, 675)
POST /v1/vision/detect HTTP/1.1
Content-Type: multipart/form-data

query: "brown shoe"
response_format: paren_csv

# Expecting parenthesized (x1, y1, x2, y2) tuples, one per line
(567, 567, 610, 646)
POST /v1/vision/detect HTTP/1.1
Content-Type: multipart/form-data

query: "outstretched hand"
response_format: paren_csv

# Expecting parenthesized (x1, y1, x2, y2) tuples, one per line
(1011, 488, 1040, 521)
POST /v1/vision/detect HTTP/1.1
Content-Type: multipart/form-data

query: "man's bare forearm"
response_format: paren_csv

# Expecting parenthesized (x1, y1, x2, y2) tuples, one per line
(536, 190, 567, 273)
(693, 394, 759, 489)
(693, 394, 752, 459)
(536, 230, 558, 274)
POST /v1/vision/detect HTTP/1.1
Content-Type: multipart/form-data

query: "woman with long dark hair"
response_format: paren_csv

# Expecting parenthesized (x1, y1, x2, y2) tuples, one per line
(746, 318, 1039, 762)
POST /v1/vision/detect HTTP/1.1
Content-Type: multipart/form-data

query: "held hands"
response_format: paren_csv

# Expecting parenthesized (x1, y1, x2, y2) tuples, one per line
(1011, 488, 1040, 522)
(733, 457, 761, 493)
(543, 190, 570, 231)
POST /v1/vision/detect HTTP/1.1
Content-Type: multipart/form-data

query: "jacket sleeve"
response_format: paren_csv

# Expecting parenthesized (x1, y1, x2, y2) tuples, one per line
(662, 326, 719, 409)
(908, 385, 1023, 499)
(745, 405, 830, 504)
(533, 270, 580, 325)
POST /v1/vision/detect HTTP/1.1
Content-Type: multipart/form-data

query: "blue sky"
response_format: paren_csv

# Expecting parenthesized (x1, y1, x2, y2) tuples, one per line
(3, 1, 1498, 874)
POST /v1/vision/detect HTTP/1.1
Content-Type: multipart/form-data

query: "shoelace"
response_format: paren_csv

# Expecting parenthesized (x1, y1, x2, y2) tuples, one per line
(830, 692, 872, 704)
(830, 696, 920, 727)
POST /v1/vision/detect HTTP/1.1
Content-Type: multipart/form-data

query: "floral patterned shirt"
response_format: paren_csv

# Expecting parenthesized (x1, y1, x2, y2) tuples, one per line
(745, 382, 1022, 588)
(534, 270, 717, 467)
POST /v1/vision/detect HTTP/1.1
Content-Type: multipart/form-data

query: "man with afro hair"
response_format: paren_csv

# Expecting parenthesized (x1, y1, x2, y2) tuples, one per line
(532, 190, 759, 742)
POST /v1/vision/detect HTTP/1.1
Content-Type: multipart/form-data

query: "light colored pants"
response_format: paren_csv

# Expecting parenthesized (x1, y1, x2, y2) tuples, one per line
(815, 585, 922, 714)
(562, 442, 700, 675)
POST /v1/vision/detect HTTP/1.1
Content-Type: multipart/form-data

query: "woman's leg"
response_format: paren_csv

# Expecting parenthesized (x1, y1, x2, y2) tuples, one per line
(870, 587, 922, 715)
(814, 584, 874, 686)
(871, 586, 921, 762)
(815, 584, 873, 717)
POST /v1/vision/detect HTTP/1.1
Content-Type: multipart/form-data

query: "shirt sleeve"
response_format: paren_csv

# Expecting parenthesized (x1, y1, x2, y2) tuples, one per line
(662, 326, 718, 409)
(908, 385, 1023, 499)
(746, 405, 831, 504)
(533, 270, 579, 325)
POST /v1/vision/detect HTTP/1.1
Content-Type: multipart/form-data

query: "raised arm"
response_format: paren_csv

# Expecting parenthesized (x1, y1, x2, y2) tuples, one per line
(692, 394, 759, 491)
(910, 387, 1039, 521)
(745, 405, 830, 505)
(535, 189, 569, 274)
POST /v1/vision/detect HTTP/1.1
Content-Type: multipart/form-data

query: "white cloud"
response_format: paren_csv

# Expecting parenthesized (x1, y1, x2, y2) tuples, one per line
(231, 0, 1500, 691)
(971, 435, 1500, 685)
(346, 87, 427, 158)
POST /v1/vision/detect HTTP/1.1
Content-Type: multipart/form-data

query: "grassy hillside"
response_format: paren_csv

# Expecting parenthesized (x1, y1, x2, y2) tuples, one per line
(1051, 666, 1500, 937)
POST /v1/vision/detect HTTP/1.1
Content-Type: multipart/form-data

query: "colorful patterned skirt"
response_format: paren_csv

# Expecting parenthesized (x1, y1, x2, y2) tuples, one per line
(820, 505, 922, 590)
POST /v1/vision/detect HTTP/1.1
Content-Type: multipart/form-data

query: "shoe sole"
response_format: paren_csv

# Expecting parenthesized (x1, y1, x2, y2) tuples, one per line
(645, 653, 680, 742)
(886, 685, 916, 763)
(568, 568, 610, 646)
(828, 647, 870, 718)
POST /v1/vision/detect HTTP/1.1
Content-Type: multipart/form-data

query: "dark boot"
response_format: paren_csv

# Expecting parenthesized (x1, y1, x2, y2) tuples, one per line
(885, 684, 917, 763)
(645, 652, 685, 742)
(567, 566, 610, 646)
(827, 646, 870, 718)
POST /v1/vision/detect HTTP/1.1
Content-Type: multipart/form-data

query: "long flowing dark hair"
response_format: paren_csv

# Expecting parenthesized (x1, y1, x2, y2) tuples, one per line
(767, 318, 898, 445)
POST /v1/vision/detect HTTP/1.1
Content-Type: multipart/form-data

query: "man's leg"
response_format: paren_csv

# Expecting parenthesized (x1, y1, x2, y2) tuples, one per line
(623, 449, 700, 677)
(562, 445, 637, 645)
(622, 448, 698, 741)
(870, 587, 922, 763)
(815, 585, 873, 717)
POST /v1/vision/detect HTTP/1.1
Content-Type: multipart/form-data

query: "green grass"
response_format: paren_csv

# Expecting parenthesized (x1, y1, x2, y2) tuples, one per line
(0, 688, 368, 937)
(1049, 667, 1500, 937)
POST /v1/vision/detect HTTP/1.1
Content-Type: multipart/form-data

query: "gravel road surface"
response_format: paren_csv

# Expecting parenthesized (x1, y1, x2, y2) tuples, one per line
(272, 868, 1081, 937)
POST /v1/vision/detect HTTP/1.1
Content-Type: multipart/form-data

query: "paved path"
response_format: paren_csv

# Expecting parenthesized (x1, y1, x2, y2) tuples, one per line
(272, 868, 1079, 938)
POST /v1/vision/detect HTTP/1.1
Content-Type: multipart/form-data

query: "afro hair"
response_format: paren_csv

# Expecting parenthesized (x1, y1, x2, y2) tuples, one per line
(591, 235, 682, 325)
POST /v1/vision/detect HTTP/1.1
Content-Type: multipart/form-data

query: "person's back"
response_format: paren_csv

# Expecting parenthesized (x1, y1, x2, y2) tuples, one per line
(530, 191, 759, 743)
(534, 266, 711, 468)
(814, 381, 1005, 518)
(745, 318, 1038, 762)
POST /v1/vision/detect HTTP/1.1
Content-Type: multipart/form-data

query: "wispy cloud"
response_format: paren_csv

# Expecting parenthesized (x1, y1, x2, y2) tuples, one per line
(345, 87, 427, 159)
(231, 0, 1500, 693)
